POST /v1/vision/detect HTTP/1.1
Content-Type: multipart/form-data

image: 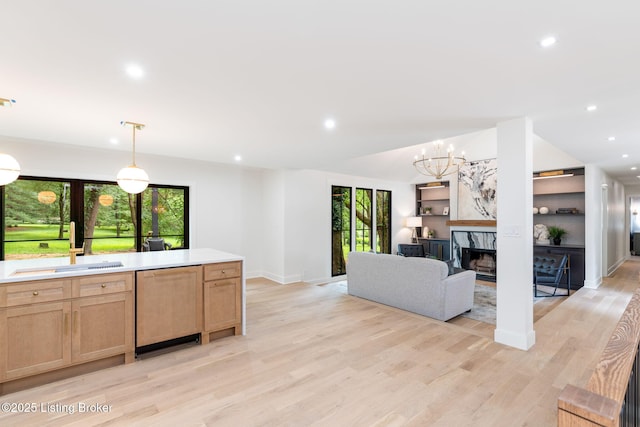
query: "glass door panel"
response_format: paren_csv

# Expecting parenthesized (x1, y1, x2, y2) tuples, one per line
(331, 186, 351, 276)
(355, 188, 373, 253)
(376, 190, 391, 254)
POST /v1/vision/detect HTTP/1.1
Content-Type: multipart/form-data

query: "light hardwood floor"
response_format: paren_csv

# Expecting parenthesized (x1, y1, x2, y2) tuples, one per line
(1, 261, 639, 426)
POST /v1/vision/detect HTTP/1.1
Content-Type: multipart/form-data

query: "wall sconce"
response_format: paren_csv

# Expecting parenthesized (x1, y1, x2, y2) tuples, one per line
(117, 121, 149, 194)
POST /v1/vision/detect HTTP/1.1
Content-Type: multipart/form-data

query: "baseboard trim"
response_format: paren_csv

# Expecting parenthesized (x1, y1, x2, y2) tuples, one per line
(494, 328, 536, 351)
(583, 278, 602, 289)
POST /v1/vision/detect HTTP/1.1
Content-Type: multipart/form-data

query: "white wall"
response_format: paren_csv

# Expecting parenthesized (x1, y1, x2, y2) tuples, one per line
(267, 169, 414, 284)
(604, 175, 627, 274)
(0, 135, 415, 285)
(583, 164, 627, 287)
(0, 135, 266, 276)
(259, 169, 285, 281)
(2, 131, 628, 286)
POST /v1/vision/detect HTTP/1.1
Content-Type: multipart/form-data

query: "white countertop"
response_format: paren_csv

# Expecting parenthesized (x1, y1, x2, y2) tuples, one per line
(0, 248, 244, 283)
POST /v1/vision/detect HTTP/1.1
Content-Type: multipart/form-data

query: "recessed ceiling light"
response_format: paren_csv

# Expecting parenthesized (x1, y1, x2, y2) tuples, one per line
(109, 138, 119, 145)
(234, 155, 242, 162)
(539, 36, 557, 48)
(324, 118, 336, 130)
(608, 136, 616, 141)
(586, 105, 598, 112)
(623, 154, 629, 158)
(632, 167, 637, 170)
(125, 64, 145, 79)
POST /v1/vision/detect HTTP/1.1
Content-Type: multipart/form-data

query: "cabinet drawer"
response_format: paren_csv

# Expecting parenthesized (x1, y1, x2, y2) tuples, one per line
(1, 279, 71, 308)
(204, 262, 242, 281)
(72, 272, 133, 298)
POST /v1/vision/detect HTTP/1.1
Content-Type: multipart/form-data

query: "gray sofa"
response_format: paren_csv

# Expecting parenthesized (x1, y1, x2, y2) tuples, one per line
(346, 251, 477, 321)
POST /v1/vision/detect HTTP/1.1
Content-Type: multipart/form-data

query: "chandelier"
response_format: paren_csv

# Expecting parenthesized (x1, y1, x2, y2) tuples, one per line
(413, 140, 465, 179)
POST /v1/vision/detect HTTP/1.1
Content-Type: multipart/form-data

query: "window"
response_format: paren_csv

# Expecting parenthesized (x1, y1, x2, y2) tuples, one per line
(141, 186, 186, 249)
(1, 176, 189, 260)
(376, 190, 391, 254)
(3, 178, 71, 260)
(331, 186, 351, 276)
(83, 183, 137, 255)
(355, 188, 373, 253)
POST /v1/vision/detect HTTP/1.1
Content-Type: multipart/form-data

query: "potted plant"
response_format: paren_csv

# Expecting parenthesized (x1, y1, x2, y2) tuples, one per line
(547, 226, 567, 245)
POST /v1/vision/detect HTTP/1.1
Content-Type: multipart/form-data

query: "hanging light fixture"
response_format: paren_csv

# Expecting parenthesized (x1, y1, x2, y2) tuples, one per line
(413, 140, 465, 180)
(117, 121, 149, 194)
(0, 97, 21, 186)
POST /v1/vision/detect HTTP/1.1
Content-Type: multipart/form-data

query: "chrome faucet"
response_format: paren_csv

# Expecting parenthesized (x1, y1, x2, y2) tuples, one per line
(69, 221, 84, 264)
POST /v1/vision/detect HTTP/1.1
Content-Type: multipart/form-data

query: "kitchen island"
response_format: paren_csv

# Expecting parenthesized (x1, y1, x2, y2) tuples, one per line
(0, 248, 244, 395)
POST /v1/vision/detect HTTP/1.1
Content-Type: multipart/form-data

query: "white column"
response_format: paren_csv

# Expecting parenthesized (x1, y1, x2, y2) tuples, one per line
(583, 164, 604, 288)
(494, 117, 535, 350)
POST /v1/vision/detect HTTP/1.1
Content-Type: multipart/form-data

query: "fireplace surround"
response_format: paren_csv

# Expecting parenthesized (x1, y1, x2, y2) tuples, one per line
(451, 230, 497, 281)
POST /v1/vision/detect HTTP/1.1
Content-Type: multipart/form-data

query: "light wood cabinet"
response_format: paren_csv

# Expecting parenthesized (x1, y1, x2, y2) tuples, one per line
(71, 273, 134, 363)
(136, 266, 203, 347)
(0, 256, 244, 392)
(0, 300, 72, 381)
(0, 272, 134, 385)
(203, 262, 242, 341)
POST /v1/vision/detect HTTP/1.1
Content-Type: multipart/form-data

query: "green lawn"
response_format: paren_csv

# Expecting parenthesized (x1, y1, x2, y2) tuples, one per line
(4, 224, 181, 258)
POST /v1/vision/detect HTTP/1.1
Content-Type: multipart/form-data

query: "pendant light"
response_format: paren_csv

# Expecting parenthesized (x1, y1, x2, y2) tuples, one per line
(117, 121, 149, 194)
(0, 97, 21, 186)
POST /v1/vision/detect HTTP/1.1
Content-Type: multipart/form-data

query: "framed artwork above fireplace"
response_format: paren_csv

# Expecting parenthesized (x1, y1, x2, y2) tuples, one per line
(458, 158, 497, 220)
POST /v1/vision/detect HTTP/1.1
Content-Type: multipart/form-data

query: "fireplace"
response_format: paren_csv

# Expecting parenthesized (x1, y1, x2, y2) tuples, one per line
(451, 230, 497, 282)
(462, 248, 497, 280)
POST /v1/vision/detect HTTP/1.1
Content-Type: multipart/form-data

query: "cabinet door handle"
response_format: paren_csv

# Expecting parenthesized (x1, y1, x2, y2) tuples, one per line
(64, 313, 69, 335)
(101, 284, 107, 288)
(73, 311, 78, 334)
(32, 291, 39, 296)
(221, 270, 226, 274)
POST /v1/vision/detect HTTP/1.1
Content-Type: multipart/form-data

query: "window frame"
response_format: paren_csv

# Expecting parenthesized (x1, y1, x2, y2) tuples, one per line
(0, 175, 189, 260)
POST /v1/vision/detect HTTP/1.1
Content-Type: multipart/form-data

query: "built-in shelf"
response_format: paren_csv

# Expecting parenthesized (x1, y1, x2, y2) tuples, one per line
(416, 181, 450, 238)
(534, 213, 585, 217)
(446, 220, 497, 227)
(533, 167, 585, 247)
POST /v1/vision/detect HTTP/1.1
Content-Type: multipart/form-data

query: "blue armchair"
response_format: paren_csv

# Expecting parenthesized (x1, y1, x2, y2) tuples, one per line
(397, 243, 428, 257)
(533, 253, 569, 297)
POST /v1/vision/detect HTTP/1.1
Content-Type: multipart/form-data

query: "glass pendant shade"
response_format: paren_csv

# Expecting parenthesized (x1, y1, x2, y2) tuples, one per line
(0, 153, 21, 186)
(118, 121, 149, 194)
(117, 165, 149, 194)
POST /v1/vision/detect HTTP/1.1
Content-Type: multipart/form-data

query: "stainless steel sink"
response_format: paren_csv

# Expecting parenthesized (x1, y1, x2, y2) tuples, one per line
(11, 261, 124, 277)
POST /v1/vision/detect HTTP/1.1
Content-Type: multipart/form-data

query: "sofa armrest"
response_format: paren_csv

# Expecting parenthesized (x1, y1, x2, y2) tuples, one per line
(440, 270, 477, 321)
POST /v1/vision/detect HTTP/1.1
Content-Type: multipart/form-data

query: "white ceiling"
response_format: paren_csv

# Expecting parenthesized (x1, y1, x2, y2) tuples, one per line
(2, 1, 640, 184)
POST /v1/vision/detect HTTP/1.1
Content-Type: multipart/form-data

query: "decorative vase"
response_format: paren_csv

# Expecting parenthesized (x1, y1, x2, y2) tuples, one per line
(553, 237, 561, 245)
(539, 207, 549, 215)
(533, 207, 539, 214)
